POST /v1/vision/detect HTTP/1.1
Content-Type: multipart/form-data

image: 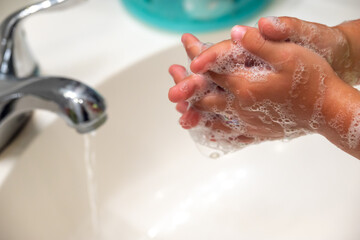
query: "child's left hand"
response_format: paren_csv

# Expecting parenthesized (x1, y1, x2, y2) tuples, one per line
(169, 34, 236, 136)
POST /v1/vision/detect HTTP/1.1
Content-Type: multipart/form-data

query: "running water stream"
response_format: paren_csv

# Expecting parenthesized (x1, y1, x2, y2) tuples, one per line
(84, 132, 101, 239)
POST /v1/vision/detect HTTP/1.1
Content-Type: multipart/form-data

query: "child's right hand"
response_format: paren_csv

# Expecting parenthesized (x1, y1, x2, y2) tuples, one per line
(254, 17, 360, 85)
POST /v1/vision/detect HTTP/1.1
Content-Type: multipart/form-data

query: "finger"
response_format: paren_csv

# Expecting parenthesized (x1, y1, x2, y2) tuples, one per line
(182, 33, 204, 60)
(230, 25, 254, 42)
(258, 16, 316, 42)
(176, 101, 188, 113)
(257, 17, 292, 40)
(168, 74, 207, 103)
(190, 40, 232, 74)
(193, 93, 227, 112)
(231, 26, 288, 64)
(179, 108, 200, 129)
(169, 64, 187, 84)
(206, 71, 244, 96)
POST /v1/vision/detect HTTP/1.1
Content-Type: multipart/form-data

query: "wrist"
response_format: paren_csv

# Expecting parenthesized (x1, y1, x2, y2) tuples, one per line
(334, 21, 360, 78)
(317, 74, 359, 145)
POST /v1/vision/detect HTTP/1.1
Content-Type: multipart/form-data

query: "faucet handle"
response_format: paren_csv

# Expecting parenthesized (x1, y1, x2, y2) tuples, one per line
(0, 0, 87, 78)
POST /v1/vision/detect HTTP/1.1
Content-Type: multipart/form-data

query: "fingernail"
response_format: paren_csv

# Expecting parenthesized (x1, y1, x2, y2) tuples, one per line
(231, 25, 247, 41)
(168, 66, 175, 76)
(181, 33, 190, 44)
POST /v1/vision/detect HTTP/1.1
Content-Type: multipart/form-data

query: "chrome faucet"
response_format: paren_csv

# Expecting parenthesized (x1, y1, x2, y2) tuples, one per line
(0, 0, 107, 152)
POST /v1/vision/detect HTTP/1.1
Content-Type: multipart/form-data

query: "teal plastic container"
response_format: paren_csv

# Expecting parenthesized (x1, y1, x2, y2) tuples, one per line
(121, 0, 271, 32)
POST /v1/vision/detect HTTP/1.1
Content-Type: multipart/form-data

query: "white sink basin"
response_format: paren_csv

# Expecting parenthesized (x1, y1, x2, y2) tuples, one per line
(1, 46, 360, 240)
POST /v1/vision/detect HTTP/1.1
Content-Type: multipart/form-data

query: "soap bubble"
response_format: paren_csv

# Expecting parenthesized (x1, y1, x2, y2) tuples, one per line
(185, 41, 278, 156)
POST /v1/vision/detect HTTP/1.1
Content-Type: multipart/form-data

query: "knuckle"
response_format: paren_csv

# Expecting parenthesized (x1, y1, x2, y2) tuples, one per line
(273, 45, 298, 68)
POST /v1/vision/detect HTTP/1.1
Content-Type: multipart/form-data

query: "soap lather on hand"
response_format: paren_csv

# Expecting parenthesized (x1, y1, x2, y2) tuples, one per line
(168, 17, 360, 160)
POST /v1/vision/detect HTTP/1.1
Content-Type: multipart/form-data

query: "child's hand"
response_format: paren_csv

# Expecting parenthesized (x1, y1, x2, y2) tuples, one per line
(168, 34, 205, 129)
(169, 21, 360, 159)
(171, 28, 344, 142)
(169, 34, 236, 135)
(252, 17, 360, 85)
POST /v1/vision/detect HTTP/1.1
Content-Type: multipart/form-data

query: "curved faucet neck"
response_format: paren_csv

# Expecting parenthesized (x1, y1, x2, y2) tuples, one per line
(0, 0, 87, 78)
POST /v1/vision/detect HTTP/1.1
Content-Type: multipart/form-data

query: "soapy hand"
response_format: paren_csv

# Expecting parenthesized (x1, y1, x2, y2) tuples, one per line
(169, 27, 343, 151)
(169, 18, 360, 159)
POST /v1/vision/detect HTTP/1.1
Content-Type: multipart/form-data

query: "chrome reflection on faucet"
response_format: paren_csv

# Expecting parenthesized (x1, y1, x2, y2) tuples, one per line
(0, 0, 107, 152)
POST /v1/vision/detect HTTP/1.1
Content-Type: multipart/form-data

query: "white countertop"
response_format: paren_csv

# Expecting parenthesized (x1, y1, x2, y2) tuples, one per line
(0, 0, 359, 182)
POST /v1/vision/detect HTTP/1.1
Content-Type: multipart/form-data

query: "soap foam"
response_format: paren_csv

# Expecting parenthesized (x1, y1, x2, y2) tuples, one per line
(308, 65, 327, 130)
(179, 81, 190, 93)
(290, 60, 308, 98)
(187, 74, 217, 103)
(245, 99, 307, 139)
(334, 30, 360, 85)
(184, 41, 310, 156)
(189, 112, 251, 154)
(266, 16, 286, 34)
(328, 110, 349, 147)
(346, 109, 360, 149)
(186, 42, 277, 155)
(339, 70, 360, 86)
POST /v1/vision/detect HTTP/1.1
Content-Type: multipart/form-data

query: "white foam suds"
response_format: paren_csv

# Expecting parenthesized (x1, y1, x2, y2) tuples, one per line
(309, 65, 327, 130)
(189, 113, 252, 155)
(290, 60, 308, 98)
(347, 109, 360, 149)
(245, 99, 307, 140)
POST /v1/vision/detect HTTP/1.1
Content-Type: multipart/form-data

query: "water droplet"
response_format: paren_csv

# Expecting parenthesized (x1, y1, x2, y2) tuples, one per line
(209, 152, 221, 159)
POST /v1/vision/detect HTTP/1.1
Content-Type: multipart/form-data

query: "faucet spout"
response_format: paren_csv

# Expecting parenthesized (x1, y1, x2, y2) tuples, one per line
(0, 0, 107, 153)
(0, 77, 107, 134)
